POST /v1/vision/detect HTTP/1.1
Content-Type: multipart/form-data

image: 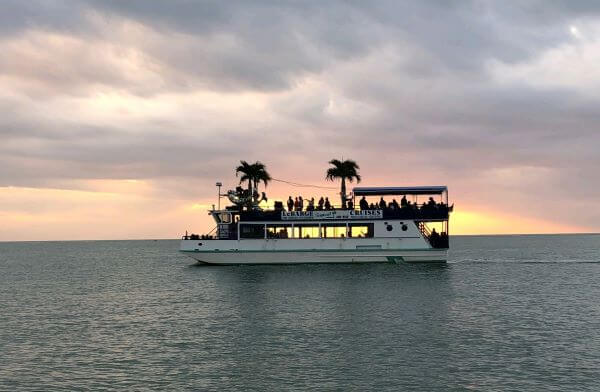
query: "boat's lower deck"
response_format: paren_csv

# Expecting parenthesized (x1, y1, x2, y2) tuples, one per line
(180, 218, 448, 264)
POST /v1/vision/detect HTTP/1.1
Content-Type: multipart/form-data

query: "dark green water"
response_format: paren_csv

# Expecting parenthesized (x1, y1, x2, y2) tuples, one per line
(1, 235, 599, 391)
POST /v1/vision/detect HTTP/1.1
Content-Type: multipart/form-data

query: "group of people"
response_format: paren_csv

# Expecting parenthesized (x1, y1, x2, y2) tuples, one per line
(429, 228, 449, 248)
(359, 195, 446, 211)
(287, 196, 333, 211)
(284, 195, 446, 213)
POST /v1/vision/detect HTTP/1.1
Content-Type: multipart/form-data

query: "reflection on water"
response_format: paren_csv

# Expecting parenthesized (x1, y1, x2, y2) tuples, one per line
(0, 235, 599, 390)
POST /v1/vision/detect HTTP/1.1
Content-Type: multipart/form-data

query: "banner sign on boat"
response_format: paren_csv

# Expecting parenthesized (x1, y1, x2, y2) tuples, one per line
(281, 210, 383, 220)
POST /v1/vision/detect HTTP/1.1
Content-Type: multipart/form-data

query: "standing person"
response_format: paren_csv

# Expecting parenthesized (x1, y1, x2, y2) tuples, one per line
(324, 197, 331, 210)
(347, 200, 354, 210)
(298, 196, 304, 211)
(287, 196, 294, 212)
(294, 197, 299, 211)
(400, 195, 408, 207)
(379, 197, 387, 209)
(318, 197, 325, 210)
(359, 196, 368, 210)
(307, 197, 315, 211)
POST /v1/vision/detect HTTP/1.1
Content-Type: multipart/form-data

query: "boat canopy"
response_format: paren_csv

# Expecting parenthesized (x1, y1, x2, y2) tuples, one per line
(352, 186, 447, 196)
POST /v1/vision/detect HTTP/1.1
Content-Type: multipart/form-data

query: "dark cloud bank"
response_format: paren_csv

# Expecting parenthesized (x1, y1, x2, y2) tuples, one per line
(1, 0, 599, 229)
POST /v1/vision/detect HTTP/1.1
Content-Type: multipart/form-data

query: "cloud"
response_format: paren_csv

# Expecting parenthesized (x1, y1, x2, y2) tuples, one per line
(1, 0, 600, 238)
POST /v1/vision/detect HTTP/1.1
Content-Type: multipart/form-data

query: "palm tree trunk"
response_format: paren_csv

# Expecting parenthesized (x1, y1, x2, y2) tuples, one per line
(247, 180, 253, 209)
(341, 177, 347, 208)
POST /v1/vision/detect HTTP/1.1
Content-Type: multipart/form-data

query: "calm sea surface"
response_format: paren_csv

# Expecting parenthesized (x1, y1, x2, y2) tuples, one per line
(1, 235, 599, 391)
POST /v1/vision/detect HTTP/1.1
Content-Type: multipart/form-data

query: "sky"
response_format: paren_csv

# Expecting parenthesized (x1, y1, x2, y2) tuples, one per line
(1, 0, 599, 240)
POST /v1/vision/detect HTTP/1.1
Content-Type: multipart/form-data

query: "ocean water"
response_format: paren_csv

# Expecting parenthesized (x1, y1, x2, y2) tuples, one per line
(1, 235, 599, 391)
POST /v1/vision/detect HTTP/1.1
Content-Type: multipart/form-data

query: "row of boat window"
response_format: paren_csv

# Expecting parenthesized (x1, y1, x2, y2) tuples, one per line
(240, 223, 374, 239)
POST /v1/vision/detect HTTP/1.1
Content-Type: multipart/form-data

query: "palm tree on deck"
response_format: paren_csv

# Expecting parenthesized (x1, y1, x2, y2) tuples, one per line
(236, 160, 255, 198)
(251, 161, 272, 198)
(235, 160, 271, 208)
(325, 159, 361, 208)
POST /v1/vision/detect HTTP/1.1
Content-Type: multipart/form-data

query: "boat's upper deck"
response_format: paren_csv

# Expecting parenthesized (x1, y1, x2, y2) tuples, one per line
(238, 204, 451, 222)
(234, 185, 451, 222)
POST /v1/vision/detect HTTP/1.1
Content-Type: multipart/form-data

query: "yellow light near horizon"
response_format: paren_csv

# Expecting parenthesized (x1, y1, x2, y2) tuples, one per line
(451, 208, 586, 235)
(0, 184, 593, 241)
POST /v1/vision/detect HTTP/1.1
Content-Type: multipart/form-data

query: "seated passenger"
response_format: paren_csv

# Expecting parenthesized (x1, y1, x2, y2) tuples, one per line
(317, 197, 325, 210)
(324, 197, 331, 210)
(391, 199, 399, 209)
(347, 200, 354, 210)
(287, 196, 294, 212)
(359, 196, 369, 210)
(279, 229, 288, 239)
(369, 203, 376, 209)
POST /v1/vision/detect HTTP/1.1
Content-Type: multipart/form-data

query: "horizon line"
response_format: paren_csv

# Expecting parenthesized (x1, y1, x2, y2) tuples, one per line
(1, 232, 599, 243)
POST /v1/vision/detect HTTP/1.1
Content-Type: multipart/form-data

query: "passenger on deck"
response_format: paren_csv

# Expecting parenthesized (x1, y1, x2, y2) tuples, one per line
(429, 228, 440, 247)
(400, 195, 408, 207)
(347, 200, 354, 210)
(359, 196, 369, 210)
(324, 197, 331, 210)
(294, 197, 299, 211)
(299, 196, 304, 211)
(427, 197, 436, 207)
(287, 196, 294, 212)
(379, 197, 387, 209)
(307, 197, 315, 211)
(279, 229, 288, 239)
(369, 203, 376, 209)
(391, 199, 399, 209)
(439, 231, 448, 248)
(317, 197, 325, 210)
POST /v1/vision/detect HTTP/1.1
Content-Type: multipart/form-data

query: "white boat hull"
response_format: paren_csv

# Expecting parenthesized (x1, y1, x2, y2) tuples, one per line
(180, 247, 447, 264)
(180, 219, 448, 264)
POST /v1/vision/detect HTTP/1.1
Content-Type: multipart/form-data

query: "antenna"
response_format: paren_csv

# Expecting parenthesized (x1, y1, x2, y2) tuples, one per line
(216, 182, 222, 210)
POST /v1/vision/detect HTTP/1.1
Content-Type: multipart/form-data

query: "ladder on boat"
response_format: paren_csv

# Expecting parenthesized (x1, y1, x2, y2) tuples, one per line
(417, 222, 432, 245)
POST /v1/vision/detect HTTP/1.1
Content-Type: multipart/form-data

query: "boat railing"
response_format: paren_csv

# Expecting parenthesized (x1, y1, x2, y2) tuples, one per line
(417, 222, 432, 238)
(182, 226, 217, 240)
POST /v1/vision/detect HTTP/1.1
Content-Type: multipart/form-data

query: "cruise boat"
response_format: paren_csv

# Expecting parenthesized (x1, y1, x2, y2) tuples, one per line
(180, 185, 452, 264)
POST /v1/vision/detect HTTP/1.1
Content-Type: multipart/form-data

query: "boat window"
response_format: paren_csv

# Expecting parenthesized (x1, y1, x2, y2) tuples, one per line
(266, 224, 292, 239)
(240, 224, 265, 239)
(321, 223, 348, 238)
(293, 225, 320, 239)
(349, 223, 374, 238)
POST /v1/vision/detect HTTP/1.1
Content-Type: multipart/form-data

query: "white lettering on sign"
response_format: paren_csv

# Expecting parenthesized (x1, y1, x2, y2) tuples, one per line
(281, 210, 382, 220)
